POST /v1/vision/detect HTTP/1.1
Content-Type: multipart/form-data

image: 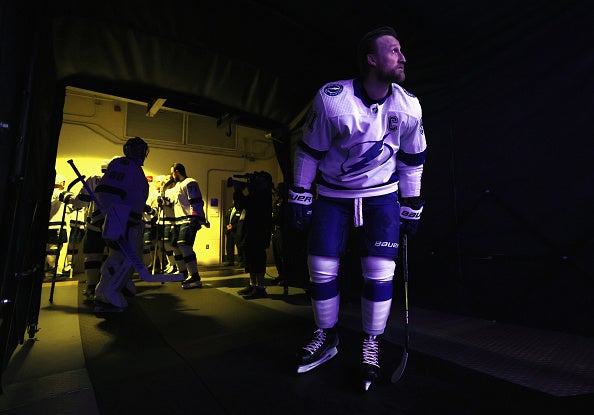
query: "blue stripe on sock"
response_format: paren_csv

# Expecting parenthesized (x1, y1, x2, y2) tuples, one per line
(362, 280, 393, 302)
(311, 280, 339, 301)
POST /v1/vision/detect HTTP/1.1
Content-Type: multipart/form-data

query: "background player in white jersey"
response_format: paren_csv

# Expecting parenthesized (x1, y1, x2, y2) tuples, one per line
(71, 160, 109, 299)
(45, 174, 69, 278)
(94, 137, 149, 312)
(159, 177, 179, 273)
(142, 175, 160, 270)
(147, 175, 172, 273)
(170, 162, 207, 289)
(289, 26, 427, 389)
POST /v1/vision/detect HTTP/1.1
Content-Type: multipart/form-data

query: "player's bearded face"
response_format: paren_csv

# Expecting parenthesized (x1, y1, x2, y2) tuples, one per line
(373, 36, 406, 83)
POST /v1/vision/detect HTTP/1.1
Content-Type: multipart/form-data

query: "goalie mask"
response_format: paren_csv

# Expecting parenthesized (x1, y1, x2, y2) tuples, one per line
(123, 137, 149, 165)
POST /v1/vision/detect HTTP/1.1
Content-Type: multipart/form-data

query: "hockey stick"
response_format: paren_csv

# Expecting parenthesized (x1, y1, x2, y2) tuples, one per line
(61, 178, 84, 277)
(66, 159, 184, 283)
(49, 176, 83, 302)
(391, 233, 410, 383)
(63, 207, 82, 279)
(151, 205, 160, 274)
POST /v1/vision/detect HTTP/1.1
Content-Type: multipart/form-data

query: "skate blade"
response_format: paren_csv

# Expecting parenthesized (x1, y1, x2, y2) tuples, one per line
(296, 346, 338, 373)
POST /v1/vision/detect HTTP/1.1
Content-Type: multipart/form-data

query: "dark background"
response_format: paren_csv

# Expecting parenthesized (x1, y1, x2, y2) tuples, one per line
(1, 1, 593, 373)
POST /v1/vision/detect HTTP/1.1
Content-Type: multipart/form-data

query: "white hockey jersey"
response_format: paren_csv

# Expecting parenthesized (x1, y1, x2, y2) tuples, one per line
(171, 177, 205, 223)
(47, 188, 67, 231)
(294, 78, 427, 199)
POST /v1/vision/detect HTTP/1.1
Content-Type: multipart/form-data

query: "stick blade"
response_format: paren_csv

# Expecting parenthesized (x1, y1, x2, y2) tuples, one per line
(141, 273, 185, 283)
(391, 351, 408, 383)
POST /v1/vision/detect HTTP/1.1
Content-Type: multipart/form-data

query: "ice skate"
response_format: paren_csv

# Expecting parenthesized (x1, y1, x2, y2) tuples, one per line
(93, 299, 125, 317)
(237, 285, 253, 295)
(361, 335, 380, 391)
(95, 280, 128, 310)
(181, 273, 203, 289)
(82, 284, 96, 302)
(296, 328, 339, 373)
(242, 286, 268, 299)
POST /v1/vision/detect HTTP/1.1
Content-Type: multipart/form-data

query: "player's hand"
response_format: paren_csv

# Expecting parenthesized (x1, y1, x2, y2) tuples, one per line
(400, 197, 425, 236)
(288, 186, 313, 230)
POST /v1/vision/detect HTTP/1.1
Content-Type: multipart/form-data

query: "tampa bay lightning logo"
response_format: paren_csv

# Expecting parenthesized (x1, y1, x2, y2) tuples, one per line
(324, 84, 343, 96)
(339, 135, 394, 177)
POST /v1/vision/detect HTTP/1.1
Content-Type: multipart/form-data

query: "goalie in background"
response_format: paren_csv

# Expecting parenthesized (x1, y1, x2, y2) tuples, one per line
(93, 137, 150, 312)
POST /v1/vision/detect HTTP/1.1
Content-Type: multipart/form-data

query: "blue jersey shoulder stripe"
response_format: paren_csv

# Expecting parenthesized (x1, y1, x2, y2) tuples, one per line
(298, 140, 327, 161)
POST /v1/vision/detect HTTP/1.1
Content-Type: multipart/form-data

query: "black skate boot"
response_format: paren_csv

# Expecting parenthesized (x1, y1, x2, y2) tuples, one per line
(237, 285, 254, 295)
(181, 273, 203, 289)
(361, 334, 380, 391)
(242, 286, 268, 299)
(296, 328, 339, 373)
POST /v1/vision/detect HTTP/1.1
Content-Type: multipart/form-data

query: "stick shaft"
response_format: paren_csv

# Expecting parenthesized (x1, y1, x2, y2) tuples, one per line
(391, 233, 410, 382)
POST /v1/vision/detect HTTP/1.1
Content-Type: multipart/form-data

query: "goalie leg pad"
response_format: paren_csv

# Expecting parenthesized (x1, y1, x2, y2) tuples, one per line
(102, 204, 132, 241)
(96, 250, 129, 308)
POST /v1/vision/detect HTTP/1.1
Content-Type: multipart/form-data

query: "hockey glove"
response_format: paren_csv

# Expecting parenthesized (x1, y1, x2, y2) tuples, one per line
(288, 186, 313, 230)
(400, 197, 425, 236)
(189, 215, 207, 232)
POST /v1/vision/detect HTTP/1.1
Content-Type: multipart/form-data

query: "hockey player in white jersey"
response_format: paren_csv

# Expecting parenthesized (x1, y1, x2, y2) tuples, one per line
(93, 137, 150, 311)
(142, 176, 159, 269)
(290, 26, 427, 390)
(169, 162, 207, 289)
(70, 159, 110, 299)
(159, 178, 179, 273)
(147, 175, 173, 273)
(45, 174, 70, 278)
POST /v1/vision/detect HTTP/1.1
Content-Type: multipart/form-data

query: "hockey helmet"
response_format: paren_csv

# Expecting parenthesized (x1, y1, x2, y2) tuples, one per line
(123, 137, 149, 164)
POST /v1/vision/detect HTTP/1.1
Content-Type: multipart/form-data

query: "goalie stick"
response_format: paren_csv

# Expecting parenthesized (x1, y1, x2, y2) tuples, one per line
(391, 233, 410, 383)
(66, 159, 184, 283)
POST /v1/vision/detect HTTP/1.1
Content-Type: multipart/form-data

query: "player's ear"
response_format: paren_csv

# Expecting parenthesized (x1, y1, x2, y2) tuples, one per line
(367, 53, 377, 68)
